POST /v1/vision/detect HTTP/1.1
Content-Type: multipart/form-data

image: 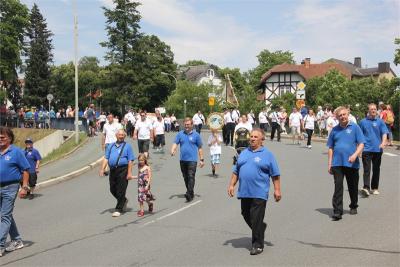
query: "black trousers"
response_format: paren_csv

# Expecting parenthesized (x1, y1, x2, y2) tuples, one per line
(306, 129, 313, 146)
(222, 125, 227, 144)
(241, 198, 267, 249)
(270, 122, 281, 141)
(180, 161, 197, 199)
(362, 152, 382, 190)
(331, 166, 359, 215)
(109, 165, 128, 211)
(194, 124, 203, 134)
(226, 122, 235, 145)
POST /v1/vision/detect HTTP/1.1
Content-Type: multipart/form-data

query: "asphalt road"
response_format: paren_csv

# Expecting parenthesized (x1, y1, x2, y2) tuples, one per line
(2, 132, 399, 266)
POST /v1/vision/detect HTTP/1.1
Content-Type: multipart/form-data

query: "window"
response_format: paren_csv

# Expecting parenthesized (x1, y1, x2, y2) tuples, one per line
(279, 85, 292, 96)
(207, 69, 215, 80)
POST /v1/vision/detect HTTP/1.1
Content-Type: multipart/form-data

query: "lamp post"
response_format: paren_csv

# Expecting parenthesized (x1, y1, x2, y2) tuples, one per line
(161, 71, 177, 84)
(184, 99, 187, 118)
(73, 2, 79, 144)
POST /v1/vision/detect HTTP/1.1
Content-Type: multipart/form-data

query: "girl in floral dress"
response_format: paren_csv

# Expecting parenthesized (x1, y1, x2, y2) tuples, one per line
(134, 154, 154, 217)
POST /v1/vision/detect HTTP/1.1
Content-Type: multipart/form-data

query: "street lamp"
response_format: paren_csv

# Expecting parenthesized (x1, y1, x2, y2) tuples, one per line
(161, 71, 177, 84)
(73, 1, 79, 144)
(184, 99, 187, 118)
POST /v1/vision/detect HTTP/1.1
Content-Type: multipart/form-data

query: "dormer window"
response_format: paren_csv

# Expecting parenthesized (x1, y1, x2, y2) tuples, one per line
(207, 69, 215, 80)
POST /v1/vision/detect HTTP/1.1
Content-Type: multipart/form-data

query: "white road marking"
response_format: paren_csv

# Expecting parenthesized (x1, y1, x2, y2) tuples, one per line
(384, 152, 398, 157)
(140, 200, 202, 227)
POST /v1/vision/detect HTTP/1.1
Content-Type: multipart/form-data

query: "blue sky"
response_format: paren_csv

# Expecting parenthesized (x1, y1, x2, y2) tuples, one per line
(21, 0, 400, 74)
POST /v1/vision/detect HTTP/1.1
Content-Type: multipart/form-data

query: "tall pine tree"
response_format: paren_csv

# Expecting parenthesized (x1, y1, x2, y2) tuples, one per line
(0, 0, 29, 108)
(24, 3, 53, 107)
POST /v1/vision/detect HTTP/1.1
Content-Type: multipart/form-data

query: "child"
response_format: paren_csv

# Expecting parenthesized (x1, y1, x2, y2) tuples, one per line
(207, 128, 222, 177)
(133, 154, 155, 217)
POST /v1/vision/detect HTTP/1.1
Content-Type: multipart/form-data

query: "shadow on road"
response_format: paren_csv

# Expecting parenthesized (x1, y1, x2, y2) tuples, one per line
(291, 239, 400, 254)
(315, 208, 353, 217)
(169, 194, 201, 200)
(223, 237, 274, 249)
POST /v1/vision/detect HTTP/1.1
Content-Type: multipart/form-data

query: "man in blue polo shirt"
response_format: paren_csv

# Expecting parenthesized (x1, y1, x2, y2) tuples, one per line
(228, 128, 281, 255)
(0, 127, 30, 257)
(171, 117, 204, 202)
(359, 103, 388, 197)
(327, 107, 365, 221)
(24, 138, 42, 198)
(100, 129, 135, 217)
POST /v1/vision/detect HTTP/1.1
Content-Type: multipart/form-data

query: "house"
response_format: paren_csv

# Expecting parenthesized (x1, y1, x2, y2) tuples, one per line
(258, 58, 397, 106)
(325, 57, 397, 81)
(258, 58, 350, 105)
(179, 64, 223, 87)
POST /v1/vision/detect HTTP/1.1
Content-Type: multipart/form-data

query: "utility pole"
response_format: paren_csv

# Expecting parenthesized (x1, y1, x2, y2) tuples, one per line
(74, 3, 79, 144)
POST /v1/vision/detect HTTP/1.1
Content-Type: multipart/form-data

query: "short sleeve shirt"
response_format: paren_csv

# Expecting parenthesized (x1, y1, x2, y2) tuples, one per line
(327, 122, 365, 168)
(105, 142, 135, 168)
(135, 120, 153, 140)
(103, 122, 123, 144)
(24, 148, 42, 173)
(174, 130, 202, 162)
(232, 146, 280, 200)
(289, 112, 302, 127)
(359, 117, 388, 152)
(0, 145, 30, 184)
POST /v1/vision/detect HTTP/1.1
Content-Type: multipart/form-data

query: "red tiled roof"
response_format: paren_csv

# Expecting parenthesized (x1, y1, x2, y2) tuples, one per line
(260, 63, 352, 83)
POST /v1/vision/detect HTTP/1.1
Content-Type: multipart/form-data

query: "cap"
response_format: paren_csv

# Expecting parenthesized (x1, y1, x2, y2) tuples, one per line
(25, 138, 33, 144)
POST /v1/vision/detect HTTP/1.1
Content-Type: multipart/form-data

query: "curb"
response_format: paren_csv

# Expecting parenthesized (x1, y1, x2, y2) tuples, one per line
(35, 157, 103, 190)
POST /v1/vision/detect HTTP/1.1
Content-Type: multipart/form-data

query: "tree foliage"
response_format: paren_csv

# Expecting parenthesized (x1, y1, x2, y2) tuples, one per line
(24, 3, 53, 107)
(0, 0, 29, 107)
(394, 38, 400, 66)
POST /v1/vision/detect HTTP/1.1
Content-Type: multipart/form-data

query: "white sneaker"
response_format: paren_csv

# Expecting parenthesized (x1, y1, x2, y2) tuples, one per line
(112, 211, 121, 217)
(361, 188, 370, 197)
(5, 240, 24, 252)
(371, 189, 380, 195)
(307, 145, 312, 149)
(0, 248, 5, 257)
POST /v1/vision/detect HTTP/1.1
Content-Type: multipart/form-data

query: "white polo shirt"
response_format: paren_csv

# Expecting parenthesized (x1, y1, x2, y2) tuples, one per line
(289, 112, 303, 127)
(135, 119, 153, 140)
(153, 119, 165, 135)
(258, 112, 269, 124)
(103, 122, 123, 144)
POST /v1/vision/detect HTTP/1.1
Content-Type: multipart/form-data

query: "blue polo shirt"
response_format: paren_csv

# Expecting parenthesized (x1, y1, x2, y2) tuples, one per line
(359, 117, 388, 153)
(24, 148, 42, 173)
(105, 142, 135, 168)
(232, 146, 280, 200)
(327, 122, 365, 169)
(0, 145, 30, 185)
(174, 130, 202, 162)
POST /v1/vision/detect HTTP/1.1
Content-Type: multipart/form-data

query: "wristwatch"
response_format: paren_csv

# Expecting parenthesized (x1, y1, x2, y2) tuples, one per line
(22, 186, 30, 191)
(200, 159, 204, 162)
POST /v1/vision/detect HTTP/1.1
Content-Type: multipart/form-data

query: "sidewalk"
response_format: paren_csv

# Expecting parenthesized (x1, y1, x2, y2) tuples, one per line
(37, 135, 104, 186)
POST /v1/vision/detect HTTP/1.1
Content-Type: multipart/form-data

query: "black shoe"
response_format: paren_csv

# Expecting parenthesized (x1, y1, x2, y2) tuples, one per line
(250, 247, 263, 255)
(349, 208, 358, 215)
(212, 169, 215, 176)
(331, 214, 342, 221)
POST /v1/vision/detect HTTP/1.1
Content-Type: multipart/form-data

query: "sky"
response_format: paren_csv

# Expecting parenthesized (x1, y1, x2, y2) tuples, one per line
(21, 0, 400, 74)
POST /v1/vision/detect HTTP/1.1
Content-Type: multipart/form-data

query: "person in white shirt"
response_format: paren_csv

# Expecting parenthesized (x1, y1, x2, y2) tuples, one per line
(124, 109, 136, 138)
(326, 111, 339, 138)
(289, 107, 303, 144)
(164, 114, 171, 132)
(153, 115, 165, 152)
(207, 128, 223, 177)
(231, 108, 240, 124)
(247, 110, 255, 126)
(258, 108, 269, 133)
(269, 107, 282, 142)
(224, 108, 236, 146)
(134, 112, 154, 158)
(170, 114, 177, 131)
(102, 113, 123, 151)
(192, 111, 205, 134)
(316, 106, 325, 137)
(234, 115, 253, 135)
(98, 112, 107, 131)
(302, 109, 316, 148)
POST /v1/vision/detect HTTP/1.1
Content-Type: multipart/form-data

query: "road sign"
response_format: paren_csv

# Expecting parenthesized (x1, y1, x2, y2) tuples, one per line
(296, 90, 306, 100)
(47, 94, 54, 101)
(208, 93, 216, 97)
(296, 99, 305, 109)
(208, 97, 215, 106)
(155, 107, 166, 114)
(297, 81, 306, 90)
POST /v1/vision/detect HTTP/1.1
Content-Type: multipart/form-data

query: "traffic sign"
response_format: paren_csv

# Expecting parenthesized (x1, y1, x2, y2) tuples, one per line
(296, 99, 305, 109)
(47, 94, 54, 101)
(208, 97, 215, 106)
(296, 90, 305, 100)
(297, 81, 306, 90)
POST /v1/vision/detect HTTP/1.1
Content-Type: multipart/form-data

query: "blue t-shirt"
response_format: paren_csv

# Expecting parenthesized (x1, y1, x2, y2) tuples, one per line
(0, 145, 30, 184)
(174, 130, 202, 162)
(327, 122, 365, 169)
(24, 148, 42, 173)
(232, 146, 280, 200)
(105, 142, 135, 168)
(359, 117, 388, 153)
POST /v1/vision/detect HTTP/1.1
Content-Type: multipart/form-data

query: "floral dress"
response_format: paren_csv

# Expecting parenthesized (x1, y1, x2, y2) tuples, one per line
(137, 168, 154, 203)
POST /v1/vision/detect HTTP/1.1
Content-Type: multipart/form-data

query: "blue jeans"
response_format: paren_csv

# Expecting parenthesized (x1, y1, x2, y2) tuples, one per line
(0, 183, 21, 249)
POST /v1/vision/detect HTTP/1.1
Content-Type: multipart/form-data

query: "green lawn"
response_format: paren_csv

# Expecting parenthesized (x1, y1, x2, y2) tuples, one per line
(13, 128, 56, 148)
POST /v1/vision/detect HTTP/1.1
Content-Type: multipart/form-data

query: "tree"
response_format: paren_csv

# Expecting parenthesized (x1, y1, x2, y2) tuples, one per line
(0, 0, 29, 107)
(23, 3, 53, 107)
(270, 92, 296, 114)
(79, 56, 100, 72)
(248, 49, 295, 89)
(100, 0, 142, 64)
(49, 62, 75, 108)
(394, 38, 400, 66)
(218, 67, 248, 95)
(181, 60, 207, 67)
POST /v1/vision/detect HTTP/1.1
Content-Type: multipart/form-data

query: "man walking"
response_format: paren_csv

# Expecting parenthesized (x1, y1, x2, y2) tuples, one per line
(327, 107, 365, 221)
(134, 112, 154, 159)
(23, 138, 42, 198)
(102, 113, 122, 151)
(100, 129, 135, 217)
(269, 107, 281, 142)
(228, 128, 281, 255)
(224, 108, 236, 146)
(170, 118, 204, 202)
(0, 127, 30, 257)
(359, 103, 388, 196)
(192, 110, 205, 134)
